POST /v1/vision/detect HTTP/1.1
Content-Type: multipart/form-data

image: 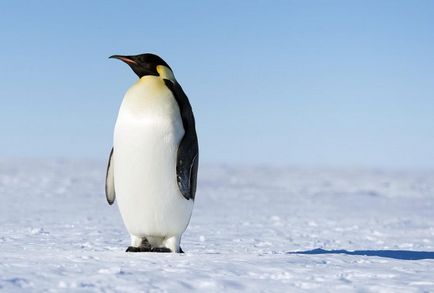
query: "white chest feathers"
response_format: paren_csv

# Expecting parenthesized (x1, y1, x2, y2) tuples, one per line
(113, 76, 192, 238)
(118, 77, 181, 122)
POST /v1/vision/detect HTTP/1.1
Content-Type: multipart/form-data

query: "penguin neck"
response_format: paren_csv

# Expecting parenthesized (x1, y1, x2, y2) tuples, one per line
(129, 76, 166, 100)
(121, 76, 168, 114)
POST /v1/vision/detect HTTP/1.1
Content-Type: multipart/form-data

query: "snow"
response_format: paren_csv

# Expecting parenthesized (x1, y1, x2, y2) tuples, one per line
(1, 159, 434, 292)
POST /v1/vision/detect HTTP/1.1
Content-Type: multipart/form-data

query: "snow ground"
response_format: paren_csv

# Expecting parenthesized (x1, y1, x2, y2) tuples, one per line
(1, 159, 434, 292)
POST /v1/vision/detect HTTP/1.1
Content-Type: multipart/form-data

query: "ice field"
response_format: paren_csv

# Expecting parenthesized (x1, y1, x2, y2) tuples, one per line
(1, 159, 434, 292)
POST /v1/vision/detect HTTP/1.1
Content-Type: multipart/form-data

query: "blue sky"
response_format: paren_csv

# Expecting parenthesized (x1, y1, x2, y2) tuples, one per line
(0, 1, 433, 169)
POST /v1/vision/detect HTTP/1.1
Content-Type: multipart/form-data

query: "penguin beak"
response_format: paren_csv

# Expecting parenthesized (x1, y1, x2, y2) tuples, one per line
(109, 55, 137, 65)
(110, 54, 157, 78)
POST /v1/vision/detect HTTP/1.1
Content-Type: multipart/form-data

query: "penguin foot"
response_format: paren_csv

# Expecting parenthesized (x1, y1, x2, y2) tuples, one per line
(179, 247, 184, 253)
(126, 246, 141, 252)
(126, 245, 152, 252)
(139, 246, 152, 252)
(139, 241, 152, 252)
(151, 247, 172, 253)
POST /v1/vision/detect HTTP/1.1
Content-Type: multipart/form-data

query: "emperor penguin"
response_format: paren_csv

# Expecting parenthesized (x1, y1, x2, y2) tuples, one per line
(105, 53, 199, 253)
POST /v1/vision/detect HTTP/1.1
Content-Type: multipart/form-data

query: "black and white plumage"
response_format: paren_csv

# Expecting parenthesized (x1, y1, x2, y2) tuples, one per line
(105, 53, 198, 253)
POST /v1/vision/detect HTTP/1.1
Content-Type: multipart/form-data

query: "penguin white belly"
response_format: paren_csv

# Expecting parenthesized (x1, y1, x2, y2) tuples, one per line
(113, 76, 193, 238)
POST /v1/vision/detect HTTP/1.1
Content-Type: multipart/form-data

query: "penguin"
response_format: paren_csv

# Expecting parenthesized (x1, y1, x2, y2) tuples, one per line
(105, 53, 199, 253)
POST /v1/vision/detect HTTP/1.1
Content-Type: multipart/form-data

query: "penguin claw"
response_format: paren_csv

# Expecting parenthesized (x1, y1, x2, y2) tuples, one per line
(126, 246, 152, 252)
(151, 247, 172, 253)
(126, 246, 182, 253)
(126, 246, 141, 252)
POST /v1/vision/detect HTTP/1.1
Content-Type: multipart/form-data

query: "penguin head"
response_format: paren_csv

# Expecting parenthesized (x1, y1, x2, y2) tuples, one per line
(109, 53, 176, 81)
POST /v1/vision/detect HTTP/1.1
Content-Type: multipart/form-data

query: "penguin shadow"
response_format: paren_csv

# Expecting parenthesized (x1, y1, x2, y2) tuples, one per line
(288, 248, 434, 260)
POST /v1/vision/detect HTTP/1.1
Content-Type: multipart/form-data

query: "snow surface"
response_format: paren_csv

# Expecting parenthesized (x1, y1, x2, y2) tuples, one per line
(1, 159, 434, 292)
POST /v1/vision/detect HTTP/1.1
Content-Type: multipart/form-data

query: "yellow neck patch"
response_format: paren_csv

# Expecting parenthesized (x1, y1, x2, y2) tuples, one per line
(156, 65, 176, 82)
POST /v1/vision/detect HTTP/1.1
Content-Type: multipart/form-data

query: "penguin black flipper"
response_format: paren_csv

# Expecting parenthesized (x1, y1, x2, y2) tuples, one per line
(105, 147, 116, 205)
(164, 79, 199, 200)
